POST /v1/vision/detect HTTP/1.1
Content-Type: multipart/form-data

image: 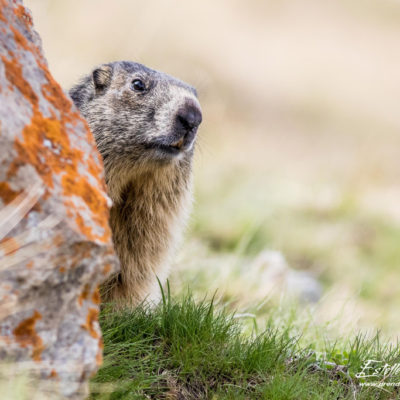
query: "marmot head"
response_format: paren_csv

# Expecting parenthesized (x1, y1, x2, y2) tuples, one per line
(69, 61, 202, 200)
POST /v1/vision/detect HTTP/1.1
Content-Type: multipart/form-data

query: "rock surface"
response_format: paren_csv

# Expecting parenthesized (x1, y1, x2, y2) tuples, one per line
(0, 0, 118, 397)
(250, 250, 322, 303)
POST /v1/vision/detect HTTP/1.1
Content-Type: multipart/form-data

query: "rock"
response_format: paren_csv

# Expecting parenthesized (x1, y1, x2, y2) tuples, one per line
(0, 1, 118, 398)
(250, 250, 322, 303)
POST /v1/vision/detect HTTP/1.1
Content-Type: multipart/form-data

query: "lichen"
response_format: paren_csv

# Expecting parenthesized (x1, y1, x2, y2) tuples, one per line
(1, 19, 111, 242)
(13, 310, 44, 361)
(81, 308, 100, 339)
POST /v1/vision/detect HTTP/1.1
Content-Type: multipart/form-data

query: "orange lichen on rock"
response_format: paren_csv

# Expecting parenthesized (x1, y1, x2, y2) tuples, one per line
(41, 79, 78, 121)
(14, 4, 33, 28)
(61, 174, 104, 217)
(0, 2, 118, 396)
(0, 10, 6, 24)
(14, 115, 72, 189)
(81, 308, 99, 339)
(74, 213, 105, 243)
(10, 25, 32, 53)
(87, 158, 105, 185)
(102, 263, 112, 275)
(1, 55, 38, 105)
(0, 237, 20, 255)
(0, 0, 7, 23)
(78, 284, 90, 306)
(13, 310, 44, 361)
(96, 338, 104, 365)
(92, 287, 101, 305)
(49, 369, 58, 378)
(2, 36, 111, 242)
(0, 182, 22, 204)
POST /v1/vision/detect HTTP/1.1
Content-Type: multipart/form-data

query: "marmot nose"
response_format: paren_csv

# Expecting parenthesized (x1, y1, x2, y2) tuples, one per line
(176, 101, 202, 131)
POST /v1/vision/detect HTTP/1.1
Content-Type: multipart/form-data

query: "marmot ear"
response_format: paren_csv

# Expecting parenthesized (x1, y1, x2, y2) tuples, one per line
(92, 65, 113, 93)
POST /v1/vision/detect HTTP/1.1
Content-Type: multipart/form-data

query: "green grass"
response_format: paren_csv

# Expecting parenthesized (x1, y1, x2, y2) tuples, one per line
(172, 166, 400, 336)
(90, 290, 400, 399)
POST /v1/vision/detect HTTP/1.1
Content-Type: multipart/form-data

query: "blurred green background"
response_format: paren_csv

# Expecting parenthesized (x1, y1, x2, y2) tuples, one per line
(25, 0, 400, 338)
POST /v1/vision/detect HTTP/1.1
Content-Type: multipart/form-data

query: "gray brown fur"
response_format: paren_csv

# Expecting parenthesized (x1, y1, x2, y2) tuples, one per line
(69, 61, 202, 306)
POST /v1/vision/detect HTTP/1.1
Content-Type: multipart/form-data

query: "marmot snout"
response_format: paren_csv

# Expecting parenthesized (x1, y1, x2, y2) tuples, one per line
(70, 61, 202, 306)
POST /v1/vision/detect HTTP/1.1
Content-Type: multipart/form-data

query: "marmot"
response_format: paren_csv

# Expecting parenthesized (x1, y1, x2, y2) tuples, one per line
(69, 61, 202, 306)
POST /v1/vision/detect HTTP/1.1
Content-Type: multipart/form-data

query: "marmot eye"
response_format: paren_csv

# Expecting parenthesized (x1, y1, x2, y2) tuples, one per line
(131, 79, 146, 92)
